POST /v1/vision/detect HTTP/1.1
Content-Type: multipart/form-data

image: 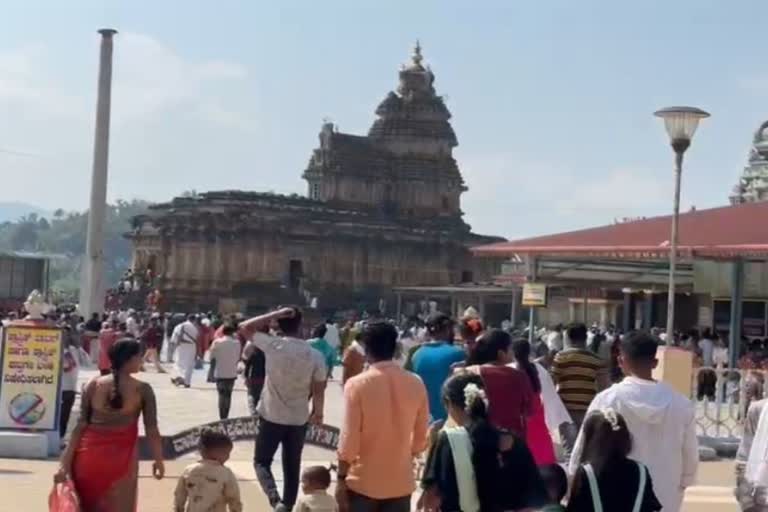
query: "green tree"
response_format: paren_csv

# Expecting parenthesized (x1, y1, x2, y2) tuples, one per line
(0, 199, 152, 296)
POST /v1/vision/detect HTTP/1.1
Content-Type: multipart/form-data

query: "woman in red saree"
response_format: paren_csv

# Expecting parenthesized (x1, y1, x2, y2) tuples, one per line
(56, 339, 164, 511)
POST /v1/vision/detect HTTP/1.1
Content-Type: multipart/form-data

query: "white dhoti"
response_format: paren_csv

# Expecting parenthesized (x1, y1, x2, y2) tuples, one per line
(174, 343, 196, 386)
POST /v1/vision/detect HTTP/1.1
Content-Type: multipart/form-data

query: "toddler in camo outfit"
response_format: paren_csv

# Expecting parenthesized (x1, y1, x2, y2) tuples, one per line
(174, 429, 243, 512)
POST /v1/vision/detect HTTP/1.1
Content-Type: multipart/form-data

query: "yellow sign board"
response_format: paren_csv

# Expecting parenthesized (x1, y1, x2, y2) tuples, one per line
(0, 325, 62, 431)
(522, 283, 548, 307)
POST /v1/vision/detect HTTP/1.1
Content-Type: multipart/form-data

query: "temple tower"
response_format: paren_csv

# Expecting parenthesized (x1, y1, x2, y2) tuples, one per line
(731, 120, 768, 204)
(303, 42, 467, 221)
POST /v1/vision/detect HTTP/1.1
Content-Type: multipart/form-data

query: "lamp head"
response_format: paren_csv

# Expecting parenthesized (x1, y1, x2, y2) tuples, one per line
(654, 106, 710, 153)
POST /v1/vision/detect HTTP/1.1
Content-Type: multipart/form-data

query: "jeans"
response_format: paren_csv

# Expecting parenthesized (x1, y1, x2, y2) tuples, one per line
(254, 418, 307, 509)
(59, 390, 76, 439)
(246, 379, 264, 416)
(348, 491, 411, 512)
(216, 378, 236, 419)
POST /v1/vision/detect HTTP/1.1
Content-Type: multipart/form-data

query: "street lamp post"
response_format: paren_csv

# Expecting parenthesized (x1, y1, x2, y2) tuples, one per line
(654, 106, 710, 342)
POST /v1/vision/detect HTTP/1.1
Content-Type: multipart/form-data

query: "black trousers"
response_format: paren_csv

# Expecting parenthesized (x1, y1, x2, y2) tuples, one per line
(246, 379, 264, 416)
(253, 418, 307, 509)
(216, 378, 236, 420)
(348, 491, 411, 512)
(59, 390, 76, 439)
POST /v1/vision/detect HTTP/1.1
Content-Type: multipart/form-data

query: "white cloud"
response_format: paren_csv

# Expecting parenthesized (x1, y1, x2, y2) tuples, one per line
(112, 32, 252, 127)
(460, 152, 675, 239)
(0, 33, 257, 210)
(0, 45, 85, 119)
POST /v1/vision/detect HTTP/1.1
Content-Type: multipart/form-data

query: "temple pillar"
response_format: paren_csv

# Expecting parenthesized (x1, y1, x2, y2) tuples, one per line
(622, 290, 632, 332)
(599, 303, 608, 327)
(643, 292, 654, 329)
(729, 259, 744, 369)
(510, 287, 519, 326)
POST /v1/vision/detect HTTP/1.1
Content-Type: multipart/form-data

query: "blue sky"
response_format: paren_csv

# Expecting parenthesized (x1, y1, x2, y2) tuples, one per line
(0, 1, 765, 239)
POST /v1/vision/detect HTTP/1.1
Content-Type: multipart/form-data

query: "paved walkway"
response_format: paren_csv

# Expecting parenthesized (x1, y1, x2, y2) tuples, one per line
(0, 363, 742, 511)
(0, 456, 740, 511)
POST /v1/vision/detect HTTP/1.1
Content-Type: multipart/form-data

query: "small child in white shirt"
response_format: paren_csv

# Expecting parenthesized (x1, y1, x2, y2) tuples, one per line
(292, 466, 338, 512)
(174, 429, 243, 512)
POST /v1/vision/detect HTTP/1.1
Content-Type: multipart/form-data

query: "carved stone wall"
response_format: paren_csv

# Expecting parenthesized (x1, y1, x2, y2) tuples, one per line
(132, 217, 498, 311)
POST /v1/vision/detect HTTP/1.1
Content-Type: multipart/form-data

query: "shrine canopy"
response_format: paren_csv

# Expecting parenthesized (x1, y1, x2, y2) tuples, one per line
(472, 201, 768, 262)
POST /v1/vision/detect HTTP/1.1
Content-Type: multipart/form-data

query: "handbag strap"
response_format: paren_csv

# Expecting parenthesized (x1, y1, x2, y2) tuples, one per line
(632, 461, 647, 512)
(583, 464, 603, 512)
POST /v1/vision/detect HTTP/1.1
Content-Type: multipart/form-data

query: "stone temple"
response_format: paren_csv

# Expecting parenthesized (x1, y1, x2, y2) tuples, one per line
(128, 44, 503, 313)
(731, 120, 768, 204)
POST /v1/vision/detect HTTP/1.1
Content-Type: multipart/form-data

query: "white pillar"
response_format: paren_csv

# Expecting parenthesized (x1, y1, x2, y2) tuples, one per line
(80, 29, 117, 317)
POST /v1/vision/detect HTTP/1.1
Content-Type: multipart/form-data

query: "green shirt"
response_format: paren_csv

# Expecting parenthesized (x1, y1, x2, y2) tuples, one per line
(309, 337, 338, 372)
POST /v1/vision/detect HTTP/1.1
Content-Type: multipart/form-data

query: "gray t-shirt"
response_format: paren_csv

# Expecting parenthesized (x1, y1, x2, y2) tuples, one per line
(252, 332, 327, 426)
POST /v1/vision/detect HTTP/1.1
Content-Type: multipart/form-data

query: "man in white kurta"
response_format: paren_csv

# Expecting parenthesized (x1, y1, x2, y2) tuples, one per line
(568, 331, 698, 512)
(736, 398, 768, 511)
(171, 315, 199, 387)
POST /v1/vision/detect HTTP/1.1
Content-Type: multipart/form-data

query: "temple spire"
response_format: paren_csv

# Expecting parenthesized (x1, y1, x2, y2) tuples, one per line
(412, 40, 423, 67)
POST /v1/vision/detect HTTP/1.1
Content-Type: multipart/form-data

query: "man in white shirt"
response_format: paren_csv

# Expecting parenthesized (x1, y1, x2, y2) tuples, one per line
(546, 325, 564, 353)
(171, 314, 199, 388)
(697, 328, 717, 400)
(125, 310, 141, 339)
(568, 331, 698, 512)
(239, 306, 326, 512)
(210, 323, 243, 419)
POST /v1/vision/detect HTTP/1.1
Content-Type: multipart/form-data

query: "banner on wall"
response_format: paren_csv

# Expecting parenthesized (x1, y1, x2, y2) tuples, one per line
(0, 325, 62, 431)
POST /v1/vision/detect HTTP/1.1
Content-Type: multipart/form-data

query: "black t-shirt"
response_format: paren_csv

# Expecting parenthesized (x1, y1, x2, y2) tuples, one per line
(567, 458, 662, 512)
(244, 345, 266, 381)
(422, 427, 548, 512)
(84, 318, 102, 332)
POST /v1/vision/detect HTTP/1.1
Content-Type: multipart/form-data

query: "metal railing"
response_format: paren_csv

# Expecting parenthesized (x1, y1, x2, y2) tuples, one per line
(691, 367, 766, 439)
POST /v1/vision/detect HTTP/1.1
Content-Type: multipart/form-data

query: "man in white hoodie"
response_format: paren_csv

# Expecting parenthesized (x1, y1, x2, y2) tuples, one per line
(568, 331, 698, 512)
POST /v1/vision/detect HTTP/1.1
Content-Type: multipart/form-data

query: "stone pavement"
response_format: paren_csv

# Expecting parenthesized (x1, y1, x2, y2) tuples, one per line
(0, 363, 742, 511)
(0, 456, 740, 512)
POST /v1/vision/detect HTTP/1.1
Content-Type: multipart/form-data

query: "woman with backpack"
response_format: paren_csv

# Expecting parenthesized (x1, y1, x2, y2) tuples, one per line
(566, 409, 661, 512)
(419, 373, 547, 511)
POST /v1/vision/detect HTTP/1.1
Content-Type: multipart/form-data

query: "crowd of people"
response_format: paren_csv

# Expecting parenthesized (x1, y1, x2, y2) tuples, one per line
(4, 302, 765, 510)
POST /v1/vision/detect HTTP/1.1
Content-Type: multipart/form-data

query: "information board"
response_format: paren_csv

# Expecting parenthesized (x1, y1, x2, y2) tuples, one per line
(0, 325, 62, 430)
(522, 283, 548, 307)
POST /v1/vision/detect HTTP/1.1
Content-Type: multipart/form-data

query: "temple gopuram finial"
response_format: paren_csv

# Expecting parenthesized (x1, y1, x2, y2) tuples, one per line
(412, 39, 423, 66)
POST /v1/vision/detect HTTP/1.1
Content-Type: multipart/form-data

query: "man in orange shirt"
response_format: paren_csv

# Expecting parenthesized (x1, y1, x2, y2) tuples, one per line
(336, 321, 429, 512)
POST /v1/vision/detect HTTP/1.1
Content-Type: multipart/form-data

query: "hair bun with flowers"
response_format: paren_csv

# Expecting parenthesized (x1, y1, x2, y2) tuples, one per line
(601, 407, 621, 431)
(463, 383, 489, 412)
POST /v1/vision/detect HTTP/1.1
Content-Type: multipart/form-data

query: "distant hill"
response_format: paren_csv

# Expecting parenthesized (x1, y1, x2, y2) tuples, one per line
(0, 202, 51, 223)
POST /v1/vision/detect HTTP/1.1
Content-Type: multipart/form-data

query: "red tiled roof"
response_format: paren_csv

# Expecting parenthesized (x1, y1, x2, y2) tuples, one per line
(473, 201, 768, 259)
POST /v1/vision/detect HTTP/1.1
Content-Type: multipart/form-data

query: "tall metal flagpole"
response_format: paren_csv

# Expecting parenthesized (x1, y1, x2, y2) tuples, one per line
(80, 29, 117, 318)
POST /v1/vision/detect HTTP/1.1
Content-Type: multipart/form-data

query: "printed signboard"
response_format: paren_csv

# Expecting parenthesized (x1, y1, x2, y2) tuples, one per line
(0, 325, 62, 431)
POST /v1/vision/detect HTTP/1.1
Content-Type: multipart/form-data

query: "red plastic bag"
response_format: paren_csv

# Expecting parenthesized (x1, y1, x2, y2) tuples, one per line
(49, 480, 81, 512)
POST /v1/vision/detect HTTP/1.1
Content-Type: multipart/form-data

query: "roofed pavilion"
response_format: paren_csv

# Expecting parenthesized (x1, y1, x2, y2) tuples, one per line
(472, 201, 768, 360)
